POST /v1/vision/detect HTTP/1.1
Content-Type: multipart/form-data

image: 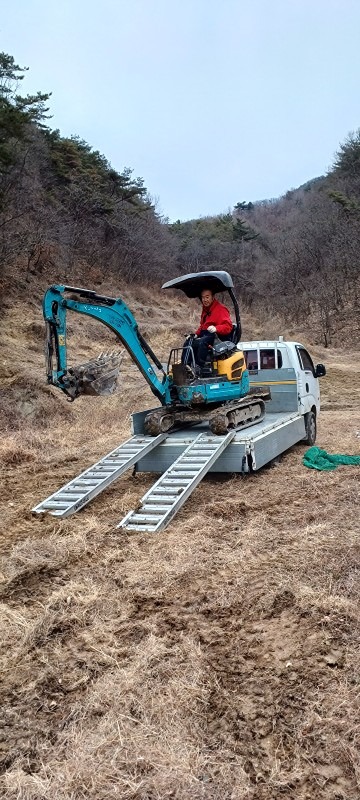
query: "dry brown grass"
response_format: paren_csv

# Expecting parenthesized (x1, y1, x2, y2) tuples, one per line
(0, 282, 360, 799)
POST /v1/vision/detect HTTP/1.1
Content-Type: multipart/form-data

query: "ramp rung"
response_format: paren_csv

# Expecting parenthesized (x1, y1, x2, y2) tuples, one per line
(169, 467, 198, 473)
(143, 504, 175, 512)
(162, 478, 189, 485)
(73, 480, 100, 487)
(179, 461, 207, 467)
(189, 449, 216, 455)
(181, 457, 208, 463)
(151, 487, 179, 495)
(91, 467, 116, 473)
(41, 501, 70, 509)
(125, 523, 158, 532)
(54, 494, 84, 502)
(101, 460, 127, 466)
(32, 433, 167, 518)
(117, 431, 235, 534)
(142, 494, 177, 504)
(61, 488, 89, 495)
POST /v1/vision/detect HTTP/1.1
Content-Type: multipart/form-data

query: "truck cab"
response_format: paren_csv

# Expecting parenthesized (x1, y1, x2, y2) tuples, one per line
(239, 338, 326, 444)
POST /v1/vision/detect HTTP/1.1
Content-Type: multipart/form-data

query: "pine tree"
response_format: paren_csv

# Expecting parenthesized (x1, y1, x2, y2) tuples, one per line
(0, 52, 50, 169)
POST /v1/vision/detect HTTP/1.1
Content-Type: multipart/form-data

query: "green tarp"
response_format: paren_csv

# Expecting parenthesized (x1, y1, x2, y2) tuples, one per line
(303, 446, 360, 471)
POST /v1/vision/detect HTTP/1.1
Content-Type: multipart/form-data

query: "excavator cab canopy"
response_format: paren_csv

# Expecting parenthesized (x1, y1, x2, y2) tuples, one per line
(162, 270, 241, 343)
(162, 270, 234, 298)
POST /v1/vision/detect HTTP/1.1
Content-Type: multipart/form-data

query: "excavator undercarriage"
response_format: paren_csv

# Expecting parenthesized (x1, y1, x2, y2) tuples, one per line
(144, 389, 270, 436)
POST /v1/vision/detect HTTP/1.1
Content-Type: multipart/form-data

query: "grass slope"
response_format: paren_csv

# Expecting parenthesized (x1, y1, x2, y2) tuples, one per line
(0, 284, 360, 799)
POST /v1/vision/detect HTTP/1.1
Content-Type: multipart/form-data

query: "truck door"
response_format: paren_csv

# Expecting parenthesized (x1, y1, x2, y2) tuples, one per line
(296, 346, 320, 413)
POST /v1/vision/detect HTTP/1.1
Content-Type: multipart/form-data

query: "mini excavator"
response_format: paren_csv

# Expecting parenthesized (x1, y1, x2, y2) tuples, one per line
(43, 270, 269, 435)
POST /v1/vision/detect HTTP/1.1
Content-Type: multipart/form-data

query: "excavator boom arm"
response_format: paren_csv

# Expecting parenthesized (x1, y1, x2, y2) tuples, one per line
(43, 285, 169, 404)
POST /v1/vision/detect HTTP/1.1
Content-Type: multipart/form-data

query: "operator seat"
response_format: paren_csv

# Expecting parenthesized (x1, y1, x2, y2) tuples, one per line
(201, 326, 238, 375)
(217, 324, 239, 344)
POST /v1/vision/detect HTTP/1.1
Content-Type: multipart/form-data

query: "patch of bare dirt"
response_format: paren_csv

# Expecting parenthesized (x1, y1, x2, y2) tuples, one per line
(0, 285, 360, 799)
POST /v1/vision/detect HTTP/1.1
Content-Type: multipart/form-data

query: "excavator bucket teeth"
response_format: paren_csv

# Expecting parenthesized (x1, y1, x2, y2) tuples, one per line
(69, 351, 123, 396)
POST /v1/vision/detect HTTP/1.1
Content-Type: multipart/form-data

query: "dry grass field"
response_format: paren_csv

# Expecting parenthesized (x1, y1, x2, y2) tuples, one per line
(1, 284, 360, 800)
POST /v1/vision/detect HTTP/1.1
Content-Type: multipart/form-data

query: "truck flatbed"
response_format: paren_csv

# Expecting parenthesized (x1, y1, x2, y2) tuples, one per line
(132, 410, 305, 474)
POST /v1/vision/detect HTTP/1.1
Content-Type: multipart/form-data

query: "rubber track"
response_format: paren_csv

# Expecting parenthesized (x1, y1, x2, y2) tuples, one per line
(145, 396, 267, 436)
(209, 400, 265, 435)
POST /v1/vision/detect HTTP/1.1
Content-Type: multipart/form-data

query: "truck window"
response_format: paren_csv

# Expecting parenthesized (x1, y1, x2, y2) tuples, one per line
(259, 349, 283, 369)
(297, 347, 315, 374)
(244, 349, 258, 370)
(244, 349, 283, 370)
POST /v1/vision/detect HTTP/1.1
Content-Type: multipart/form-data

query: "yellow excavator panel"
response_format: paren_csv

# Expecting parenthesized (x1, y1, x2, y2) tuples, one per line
(215, 351, 246, 381)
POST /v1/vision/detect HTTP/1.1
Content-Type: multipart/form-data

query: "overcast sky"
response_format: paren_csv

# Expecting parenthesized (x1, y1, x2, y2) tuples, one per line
(2, 0, 360, 221)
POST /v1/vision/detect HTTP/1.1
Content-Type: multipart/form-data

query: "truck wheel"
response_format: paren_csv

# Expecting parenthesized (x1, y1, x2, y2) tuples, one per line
(304, 411, 316, 445)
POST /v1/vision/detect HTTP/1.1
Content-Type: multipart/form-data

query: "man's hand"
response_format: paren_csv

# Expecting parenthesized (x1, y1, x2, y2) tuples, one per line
(207, 325, 216, 333)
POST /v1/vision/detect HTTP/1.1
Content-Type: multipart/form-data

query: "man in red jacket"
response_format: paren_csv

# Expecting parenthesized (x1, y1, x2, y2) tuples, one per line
(185, 287, 233, 370)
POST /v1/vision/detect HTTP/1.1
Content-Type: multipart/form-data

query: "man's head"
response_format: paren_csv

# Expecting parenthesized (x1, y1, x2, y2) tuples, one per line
(201, 288, 214, 308)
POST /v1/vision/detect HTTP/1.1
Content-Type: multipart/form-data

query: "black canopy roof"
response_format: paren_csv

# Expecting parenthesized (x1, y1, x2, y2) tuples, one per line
(162, 270, 234, 298)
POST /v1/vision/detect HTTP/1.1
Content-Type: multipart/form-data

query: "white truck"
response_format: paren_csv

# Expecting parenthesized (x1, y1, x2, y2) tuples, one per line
(129, 337, 325, 473)
(33, 337, 326, 532)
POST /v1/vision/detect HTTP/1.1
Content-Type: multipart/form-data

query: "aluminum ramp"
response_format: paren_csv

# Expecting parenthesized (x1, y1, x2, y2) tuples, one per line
(32, 434, 167, 518)
(118, 431, 236, 533)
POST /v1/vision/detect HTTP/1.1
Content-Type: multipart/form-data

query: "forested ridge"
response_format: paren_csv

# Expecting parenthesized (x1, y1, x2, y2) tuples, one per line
(1, 51, 359, 345)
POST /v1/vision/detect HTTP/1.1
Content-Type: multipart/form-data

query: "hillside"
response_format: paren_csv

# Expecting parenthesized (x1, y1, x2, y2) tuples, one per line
(170, 171, 360, 348)
(0, 54, 177, 302)
(1, 50, 360, 347)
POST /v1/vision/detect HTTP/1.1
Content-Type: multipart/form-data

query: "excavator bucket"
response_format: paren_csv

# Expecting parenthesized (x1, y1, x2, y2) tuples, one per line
(67, 351, 123, 396)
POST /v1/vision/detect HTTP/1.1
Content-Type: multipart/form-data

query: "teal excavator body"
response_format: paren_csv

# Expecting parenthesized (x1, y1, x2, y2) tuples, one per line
(43, 275, 268, 435)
